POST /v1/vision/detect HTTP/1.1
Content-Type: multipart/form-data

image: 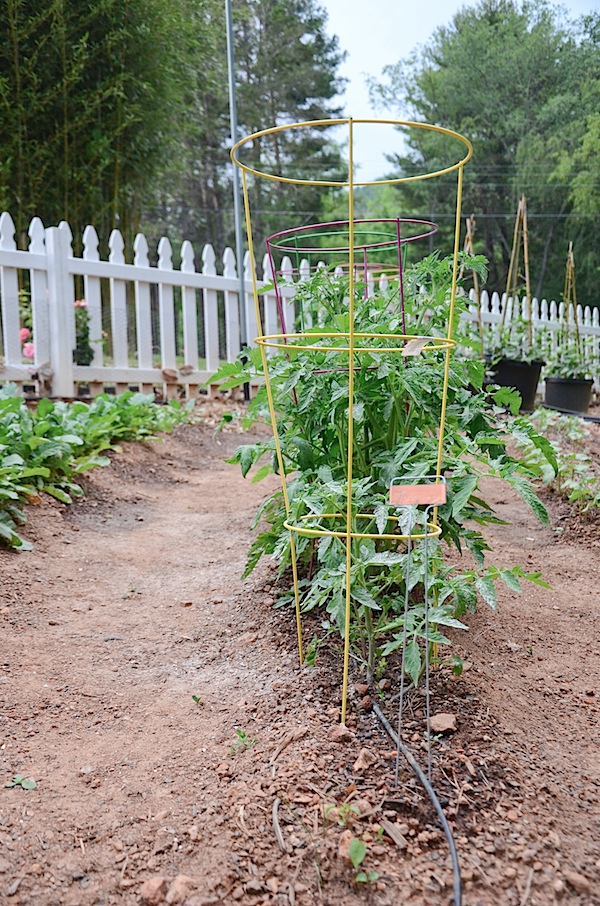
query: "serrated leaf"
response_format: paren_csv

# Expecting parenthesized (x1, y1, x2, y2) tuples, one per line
(475, 575, 497, 609)
(238, 445, 255, 479)
(492, 386, 521, 415)
(500, 569, 522, 593)
(404, 640, 422, 685)
(451, 473, 478, 518)
(251, 464, 272, 483)
(351, 584, 379, 610)
(365, 550, 404, 566)
(374, 503, 389, 535)
(508, 475, 548, 525)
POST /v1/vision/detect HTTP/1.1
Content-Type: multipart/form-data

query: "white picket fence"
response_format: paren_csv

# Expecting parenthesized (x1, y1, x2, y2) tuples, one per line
(0, 212, 282, 398)
(1, 212, 599, 398)
(467, 288, 600, 380)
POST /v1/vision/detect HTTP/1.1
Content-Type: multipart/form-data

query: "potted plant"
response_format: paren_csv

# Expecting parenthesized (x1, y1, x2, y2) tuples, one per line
(485, 195, 545, 412)
(543, 337, 594, 413)
(485, 318, 545, 412)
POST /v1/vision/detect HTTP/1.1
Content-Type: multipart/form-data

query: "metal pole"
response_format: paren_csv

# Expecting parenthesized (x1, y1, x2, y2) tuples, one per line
(225, 0, 250, 398)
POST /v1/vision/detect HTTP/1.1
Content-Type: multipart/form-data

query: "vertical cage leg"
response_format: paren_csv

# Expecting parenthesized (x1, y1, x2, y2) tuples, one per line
(288, 530, 304, 665)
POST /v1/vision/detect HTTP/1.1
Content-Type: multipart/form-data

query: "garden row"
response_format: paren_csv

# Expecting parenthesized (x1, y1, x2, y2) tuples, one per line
(216, 254, 599, 683)
(0, 387, 191, 550)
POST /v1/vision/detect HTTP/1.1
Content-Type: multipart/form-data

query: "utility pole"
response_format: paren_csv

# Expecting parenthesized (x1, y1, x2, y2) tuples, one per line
(225, 0, 249, 388)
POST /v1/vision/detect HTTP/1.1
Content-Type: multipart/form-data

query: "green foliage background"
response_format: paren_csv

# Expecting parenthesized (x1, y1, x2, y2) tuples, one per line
(0, 0, 598, 305)
(368, 0, 600, 305)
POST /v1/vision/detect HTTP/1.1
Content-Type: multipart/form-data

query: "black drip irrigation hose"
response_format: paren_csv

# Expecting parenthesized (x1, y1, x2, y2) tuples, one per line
(372, 701, 462, 906)
(541, 403, 600, 423)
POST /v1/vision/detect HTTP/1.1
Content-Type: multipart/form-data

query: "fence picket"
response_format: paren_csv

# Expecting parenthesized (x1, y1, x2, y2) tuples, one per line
(222, 247, 240, 362)
(27, 217, 50, 377)
(0, 213, 23, 368)
(244, 251, 259, 344)
(132, 233, 154, 395)
(263, 252, 279, 341)
(108, 230, 129, 395)
(45, 226, 74, 396)
(82, 226, 104, 375)
(202, 244, 219, 377)
(157, 236, 177, 394)
(181, 241, 200, 396)
(280, 255, 296, 333)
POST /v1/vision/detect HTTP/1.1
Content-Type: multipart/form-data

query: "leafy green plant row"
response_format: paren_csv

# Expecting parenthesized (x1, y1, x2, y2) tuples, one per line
(0, 385, 191, 550)
(517, 408, 600, 511)
(211, 255, 555, 684)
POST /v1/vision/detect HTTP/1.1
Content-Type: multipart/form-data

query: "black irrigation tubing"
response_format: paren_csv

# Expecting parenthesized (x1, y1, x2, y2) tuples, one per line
(541, 403, 600, 424)
(372, 701, 462, 906)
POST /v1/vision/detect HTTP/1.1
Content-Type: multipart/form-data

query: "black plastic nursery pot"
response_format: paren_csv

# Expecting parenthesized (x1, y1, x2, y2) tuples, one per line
(544, 376, 594, 414)
(487, 358, 544, 412)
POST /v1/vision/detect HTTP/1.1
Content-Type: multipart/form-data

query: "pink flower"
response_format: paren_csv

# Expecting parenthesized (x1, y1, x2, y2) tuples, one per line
(20, 327, 31, 342)
(22, 342, 35, 360)
(74, 299, 88, 308)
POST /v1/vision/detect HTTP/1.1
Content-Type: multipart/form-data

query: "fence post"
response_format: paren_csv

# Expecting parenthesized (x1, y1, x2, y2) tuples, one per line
(28, 218, 51, 368)
(0, 212, 22, 367)
(45, 226, 74, 397)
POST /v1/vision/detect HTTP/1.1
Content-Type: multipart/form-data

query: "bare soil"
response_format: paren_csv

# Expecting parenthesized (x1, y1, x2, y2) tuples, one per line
(1, 402, 599, 906)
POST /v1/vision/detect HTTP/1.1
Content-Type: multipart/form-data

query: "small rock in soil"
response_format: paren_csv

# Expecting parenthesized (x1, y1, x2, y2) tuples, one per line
(354, 683, 369, 696)
(245, 878, 263, 895)
(329, 724, 354, 743)
(338, 829, 354, 861)
(359, 695, 373, 712)
(562, 869, 590, 894)
(353, 748, 377, 772)
(165, 874, 197, 904)
(152, 834, 173, 855)
(429, 712, 457, 734)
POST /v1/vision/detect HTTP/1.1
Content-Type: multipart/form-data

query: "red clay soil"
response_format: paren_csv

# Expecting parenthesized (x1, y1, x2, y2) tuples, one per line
(0, 403, 599, 906)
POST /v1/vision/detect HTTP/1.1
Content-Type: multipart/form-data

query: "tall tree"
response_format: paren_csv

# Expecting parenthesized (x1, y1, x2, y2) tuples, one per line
(0, 0, 192, 249)
(370, 1, 600, 304)
(146, 0, 347, 263)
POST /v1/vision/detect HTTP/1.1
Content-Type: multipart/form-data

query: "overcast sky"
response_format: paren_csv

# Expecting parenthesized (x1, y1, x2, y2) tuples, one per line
(319, 0, 600, 180)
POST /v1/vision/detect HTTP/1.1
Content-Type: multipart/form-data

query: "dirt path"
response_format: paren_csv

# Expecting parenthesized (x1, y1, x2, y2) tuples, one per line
(0, 412, 599, 906)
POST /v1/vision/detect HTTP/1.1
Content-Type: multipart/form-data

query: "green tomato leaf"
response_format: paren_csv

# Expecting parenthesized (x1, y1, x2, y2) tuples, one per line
(404, 640, 422, 685)
(508, 474, 549, 525)
(475, 574, 497, 609)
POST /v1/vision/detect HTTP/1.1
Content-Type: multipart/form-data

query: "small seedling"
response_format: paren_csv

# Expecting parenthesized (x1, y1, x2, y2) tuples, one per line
(230, 728, 257, 755)
(304, 636, 320, 667)
(191, 695, 202, 705)
(337, 802, 360, 827)
(6, 774, 36, 790)
(348, 837, 379, 884)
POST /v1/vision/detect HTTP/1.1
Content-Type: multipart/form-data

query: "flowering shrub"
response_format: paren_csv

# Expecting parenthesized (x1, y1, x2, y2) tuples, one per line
(18, 298, 94, 366)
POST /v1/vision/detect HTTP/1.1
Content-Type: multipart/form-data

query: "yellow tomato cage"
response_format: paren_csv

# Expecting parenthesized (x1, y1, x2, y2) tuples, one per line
(231, 119, 472, 722)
